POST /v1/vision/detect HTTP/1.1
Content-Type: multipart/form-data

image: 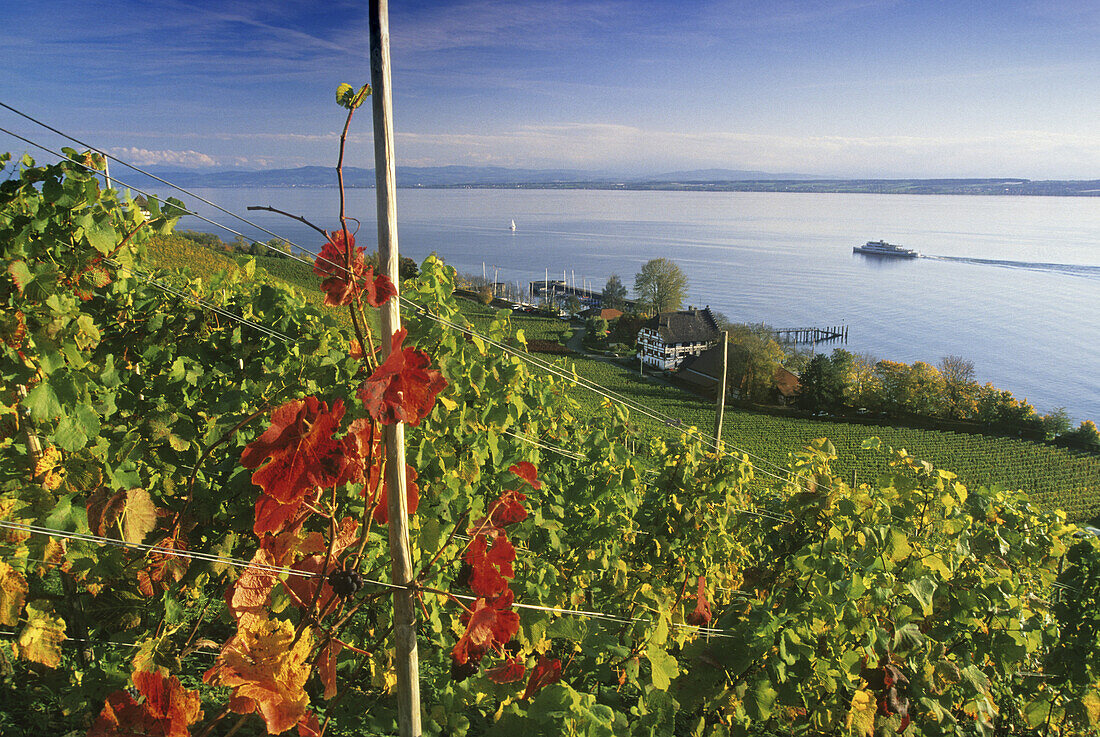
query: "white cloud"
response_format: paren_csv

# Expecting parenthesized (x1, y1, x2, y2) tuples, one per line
(396, 125, 1100, 178)
(109, 147, 220, 168)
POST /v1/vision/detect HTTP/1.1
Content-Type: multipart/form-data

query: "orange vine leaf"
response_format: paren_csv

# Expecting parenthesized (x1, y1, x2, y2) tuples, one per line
(686, 575, 712, 626)
(88, 670, 203, 737)
(204, 614, 314, 735)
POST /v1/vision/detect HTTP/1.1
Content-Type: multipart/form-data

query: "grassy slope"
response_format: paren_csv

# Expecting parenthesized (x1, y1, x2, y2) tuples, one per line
(144, 235, 1100, 523)
(145, 235, 377, 334)
(459, 302, 1100, 523)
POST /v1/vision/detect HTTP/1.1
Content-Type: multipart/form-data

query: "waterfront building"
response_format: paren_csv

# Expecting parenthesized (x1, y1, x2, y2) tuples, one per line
(637, 307, 720, 370)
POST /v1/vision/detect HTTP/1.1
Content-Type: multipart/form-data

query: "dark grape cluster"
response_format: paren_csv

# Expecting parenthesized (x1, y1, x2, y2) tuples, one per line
(328, 566, 365, 598)
(450, 658, 479, 683)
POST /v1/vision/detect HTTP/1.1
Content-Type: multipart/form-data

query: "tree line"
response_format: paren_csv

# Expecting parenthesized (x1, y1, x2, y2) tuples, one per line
(797, 349, 1100, 450)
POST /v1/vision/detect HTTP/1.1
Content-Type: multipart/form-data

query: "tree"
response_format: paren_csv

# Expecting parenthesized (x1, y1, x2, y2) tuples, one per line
(940, 354, 977, 419)
(725, 325, 786, 403)
(797, 349, 852, 411)
(1057, 420, 1100, 451)
(846, 351, 878, 407)
(585, 316, 609, 341)
(633, 258, 687, 315)
(1041, 407, 1073, 439)
(600, 274, 627, 310)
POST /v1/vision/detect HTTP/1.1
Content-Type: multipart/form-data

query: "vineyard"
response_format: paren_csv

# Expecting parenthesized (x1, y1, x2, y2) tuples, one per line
(6, 147, 1100, 737)
(144, 237, 1100, 521)
(455, 303, 1100, 524)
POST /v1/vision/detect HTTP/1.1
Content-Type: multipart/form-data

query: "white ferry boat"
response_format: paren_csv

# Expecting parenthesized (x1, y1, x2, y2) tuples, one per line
(853, 240, 920, 258)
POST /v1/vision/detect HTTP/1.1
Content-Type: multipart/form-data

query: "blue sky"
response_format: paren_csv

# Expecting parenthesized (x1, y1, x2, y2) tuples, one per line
(2, 0, 1097, 177)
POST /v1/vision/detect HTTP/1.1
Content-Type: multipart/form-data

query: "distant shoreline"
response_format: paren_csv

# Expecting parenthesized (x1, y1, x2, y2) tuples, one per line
(173, 182, 1100, 197)
(414, 180, 1100, 196)
(122, 165, 1100, 196)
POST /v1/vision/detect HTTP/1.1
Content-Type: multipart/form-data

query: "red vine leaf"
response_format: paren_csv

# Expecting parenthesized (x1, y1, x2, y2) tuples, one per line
(522, 655, 562, 700)
(465, 532, 516, 598)
(509, 462, 542, 489)
(361, 265, 397, 307)
(451, 590, 519, 666)
(686, 575, 712, 626)
(453, 596, 519, 666)
(253, 494, 308, 538)
(490, 489, 527, 527)
(88, 670, 202, 737)
(339, 417, 382, 490)
(312, 230, 397, 307)
(241, 397, 349, 536)
(357, 329, 447, 427)
(313, 231, 363, 307)
(485, 655, 526, 684)
(372, 464, 419, 525)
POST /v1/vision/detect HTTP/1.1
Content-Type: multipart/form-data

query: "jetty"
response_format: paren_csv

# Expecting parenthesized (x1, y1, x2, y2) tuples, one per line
(772, 325, 848, 344)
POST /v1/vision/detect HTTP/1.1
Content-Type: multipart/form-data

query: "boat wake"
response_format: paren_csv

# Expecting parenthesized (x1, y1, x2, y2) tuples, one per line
(922, 254, 1100, 279)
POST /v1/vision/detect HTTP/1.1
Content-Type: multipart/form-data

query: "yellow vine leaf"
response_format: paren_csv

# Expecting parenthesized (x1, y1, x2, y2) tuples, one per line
(1083, 690, 1100, 726)
(0, 561, 28, 626)
(121, 488, 157, 544)
(14, 600, 66, 668)
(204, 613, 313, 734)
(34, 446, 65, 491)
(0, 499, 29, 546)
(845, 688, 876, 737)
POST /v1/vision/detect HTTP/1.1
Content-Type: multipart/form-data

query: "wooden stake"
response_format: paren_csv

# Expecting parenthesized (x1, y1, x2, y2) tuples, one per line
(369, 2, 422, 735)
(714, 332, 728, 451)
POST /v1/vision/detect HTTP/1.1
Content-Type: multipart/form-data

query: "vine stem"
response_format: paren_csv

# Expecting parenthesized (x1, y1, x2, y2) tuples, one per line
(169, 403, 273, 539)
(195, 705, 231, 737)
(417, 510, 470, 581)
(246, 205, 327, 236)
(293, 514, 339, 646)
(334, 100, 374, 363)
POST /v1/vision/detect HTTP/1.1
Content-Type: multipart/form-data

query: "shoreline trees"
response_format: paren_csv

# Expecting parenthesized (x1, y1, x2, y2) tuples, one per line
(633, 257, 687, 315)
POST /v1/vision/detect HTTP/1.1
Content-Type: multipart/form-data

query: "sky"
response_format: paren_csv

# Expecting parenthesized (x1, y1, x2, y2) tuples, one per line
(1, 0, 1098, 178)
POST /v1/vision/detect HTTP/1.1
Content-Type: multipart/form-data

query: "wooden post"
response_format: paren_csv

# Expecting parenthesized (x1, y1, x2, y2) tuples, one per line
(714, 331, 728, 452)
(369, 2, 422, 736)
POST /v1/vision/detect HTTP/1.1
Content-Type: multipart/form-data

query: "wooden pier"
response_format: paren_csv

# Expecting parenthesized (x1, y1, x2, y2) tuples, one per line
(772, 325, 848, 344)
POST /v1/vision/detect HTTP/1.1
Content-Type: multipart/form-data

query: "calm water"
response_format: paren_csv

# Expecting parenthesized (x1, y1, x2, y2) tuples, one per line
(178, 188, 1100, 423)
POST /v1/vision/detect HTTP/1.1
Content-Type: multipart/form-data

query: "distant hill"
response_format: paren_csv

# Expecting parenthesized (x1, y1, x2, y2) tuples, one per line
(130, 165, 613, 189)
(644, 168, 826, 182)
(121, 166, 1099, 196)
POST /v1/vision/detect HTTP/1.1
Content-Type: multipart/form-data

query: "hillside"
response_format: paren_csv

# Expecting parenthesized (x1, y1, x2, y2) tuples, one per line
(144, 234, 1100, 524)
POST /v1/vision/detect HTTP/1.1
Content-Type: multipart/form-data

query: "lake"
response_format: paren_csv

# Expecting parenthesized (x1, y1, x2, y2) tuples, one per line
(176, 187, 1100, 424)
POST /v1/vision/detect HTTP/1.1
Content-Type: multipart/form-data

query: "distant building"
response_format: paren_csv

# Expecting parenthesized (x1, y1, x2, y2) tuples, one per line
(637, 307, 720, 370)
(773, 367, 801, 405)
(580, 307, 624, 321)
(678, 344, 802, 404)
